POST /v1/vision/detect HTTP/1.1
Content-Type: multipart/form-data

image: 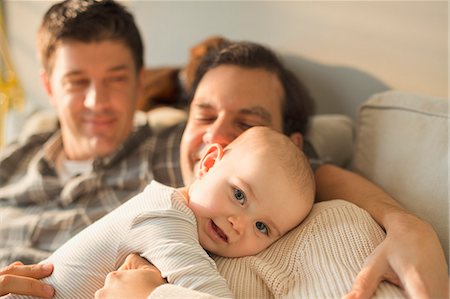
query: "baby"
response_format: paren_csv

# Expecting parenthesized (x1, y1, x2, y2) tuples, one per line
(8, 126, 315, 298)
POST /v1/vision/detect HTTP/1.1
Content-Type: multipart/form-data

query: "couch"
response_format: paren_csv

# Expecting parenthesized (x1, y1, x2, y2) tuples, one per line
(18, 90, 448, 298)
(144, 90, 448, 298)
(351, 91, 448, 262)
(146, 89, 448, 258)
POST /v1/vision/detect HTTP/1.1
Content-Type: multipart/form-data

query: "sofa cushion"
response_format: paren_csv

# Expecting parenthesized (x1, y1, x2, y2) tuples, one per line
(306, 114, 354, 167)
(351, 90, 449, 263)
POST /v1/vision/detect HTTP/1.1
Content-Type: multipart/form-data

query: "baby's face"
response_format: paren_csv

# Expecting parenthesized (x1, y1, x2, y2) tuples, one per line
(188, 143, 311, 258)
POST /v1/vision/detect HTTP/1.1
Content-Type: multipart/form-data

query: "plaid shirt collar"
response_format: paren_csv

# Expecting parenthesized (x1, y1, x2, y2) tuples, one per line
(40, 124, 153, 171)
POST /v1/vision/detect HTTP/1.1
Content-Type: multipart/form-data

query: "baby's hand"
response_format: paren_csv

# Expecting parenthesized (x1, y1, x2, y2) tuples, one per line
(95, 254, 167, 299)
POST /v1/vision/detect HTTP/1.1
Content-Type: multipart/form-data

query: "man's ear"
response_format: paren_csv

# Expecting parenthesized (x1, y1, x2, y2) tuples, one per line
(41, 71, 51, 95)
(289, 132, 304, 150)
(198, 143, 224, 178)
(40, 71, 57, 107)
(137, 68, 145, 93)
(134, 68, 146, 110)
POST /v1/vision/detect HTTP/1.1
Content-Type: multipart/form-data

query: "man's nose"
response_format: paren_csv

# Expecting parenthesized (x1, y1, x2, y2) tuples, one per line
(84, 81, 108, 110)
(202, 119, 237, 147)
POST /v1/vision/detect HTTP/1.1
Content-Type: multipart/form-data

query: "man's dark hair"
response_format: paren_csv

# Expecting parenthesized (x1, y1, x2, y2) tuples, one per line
(189, 41, 315, 136)
(38, 0, 144, 74)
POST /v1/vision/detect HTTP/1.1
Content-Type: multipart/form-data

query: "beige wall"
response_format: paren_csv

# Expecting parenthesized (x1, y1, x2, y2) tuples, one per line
(3, 0, 448, 142)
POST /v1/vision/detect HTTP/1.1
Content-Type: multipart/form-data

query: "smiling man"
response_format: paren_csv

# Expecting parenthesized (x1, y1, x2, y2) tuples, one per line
(0, 1, 182, 297)
(180, 66, 285, 184)
(43, 41, 139, 160)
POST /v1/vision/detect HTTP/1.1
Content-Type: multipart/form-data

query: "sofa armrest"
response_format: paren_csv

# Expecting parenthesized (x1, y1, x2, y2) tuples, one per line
(351, 90, 449, 263)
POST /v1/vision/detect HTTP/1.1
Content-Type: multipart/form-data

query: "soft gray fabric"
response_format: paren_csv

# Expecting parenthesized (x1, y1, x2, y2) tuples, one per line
(351, 90, 449, 264)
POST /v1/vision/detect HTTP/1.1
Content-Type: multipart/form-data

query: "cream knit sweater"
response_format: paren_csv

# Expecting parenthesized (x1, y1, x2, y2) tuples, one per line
(150, 200, 404, 299)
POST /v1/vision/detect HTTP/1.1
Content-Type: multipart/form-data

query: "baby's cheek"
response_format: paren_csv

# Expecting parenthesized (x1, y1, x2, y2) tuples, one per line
(239, 239, 272, 257)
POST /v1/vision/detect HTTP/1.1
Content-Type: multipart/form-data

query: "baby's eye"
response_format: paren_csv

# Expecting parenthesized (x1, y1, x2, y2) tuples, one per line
(233, 188, 246, 205)
(255, 221, 268, 235)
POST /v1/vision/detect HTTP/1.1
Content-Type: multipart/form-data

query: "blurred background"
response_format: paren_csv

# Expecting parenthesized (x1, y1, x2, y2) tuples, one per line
(1, 0, 448, 144)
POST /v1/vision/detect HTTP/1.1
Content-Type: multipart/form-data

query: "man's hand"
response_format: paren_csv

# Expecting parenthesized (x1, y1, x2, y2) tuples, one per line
(315, 165, 449, 298)
(344, 214, 449, 299)
(95, 254, 167, 299)
(0, 261, 54, 298)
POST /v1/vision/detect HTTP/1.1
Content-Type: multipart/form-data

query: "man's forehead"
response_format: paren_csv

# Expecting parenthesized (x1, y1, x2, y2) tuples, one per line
(52, 41, 136, 74)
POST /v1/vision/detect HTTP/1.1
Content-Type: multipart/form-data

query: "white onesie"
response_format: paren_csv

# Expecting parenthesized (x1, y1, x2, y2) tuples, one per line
(7, 181, 232, 299)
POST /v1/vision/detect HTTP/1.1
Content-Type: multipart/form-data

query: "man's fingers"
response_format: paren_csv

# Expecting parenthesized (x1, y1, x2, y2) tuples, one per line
(118, 253, 153, 270)
(9, 261, 24, 267)
(0, 263, 54, 297)
(347, 266, 382, 299)
(0, 263, 53, 279)
(383, 270, 402, 289)
(0, 274, 54, 298)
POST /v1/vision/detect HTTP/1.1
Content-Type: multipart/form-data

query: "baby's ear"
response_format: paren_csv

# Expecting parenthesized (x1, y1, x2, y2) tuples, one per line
(198, 143, 224, 178)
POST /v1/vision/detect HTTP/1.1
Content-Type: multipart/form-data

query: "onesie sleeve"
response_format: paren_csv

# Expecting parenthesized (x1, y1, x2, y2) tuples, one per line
(118, 190, 233, 298)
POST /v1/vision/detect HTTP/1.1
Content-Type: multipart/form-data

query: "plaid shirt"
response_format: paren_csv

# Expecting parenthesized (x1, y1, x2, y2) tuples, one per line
(0, 121, 320, 267)
(0, 123, 185, 267)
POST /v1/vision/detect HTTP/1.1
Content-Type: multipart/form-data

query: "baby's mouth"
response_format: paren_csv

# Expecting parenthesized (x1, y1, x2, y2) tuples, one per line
(211, 221, 228, 242)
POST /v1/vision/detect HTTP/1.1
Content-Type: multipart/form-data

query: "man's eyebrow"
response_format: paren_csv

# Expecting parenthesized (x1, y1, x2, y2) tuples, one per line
(63, 64, 131, 78)
(194, 102, 214, 109)
(239, 107, 272, 124)
(107, 64, 131, 72)
(63, 70, 84, 78)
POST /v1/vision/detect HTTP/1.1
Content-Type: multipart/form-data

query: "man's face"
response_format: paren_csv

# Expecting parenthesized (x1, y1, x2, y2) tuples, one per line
(180, 65, 284, 184)
(43, 40, 142, 160)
